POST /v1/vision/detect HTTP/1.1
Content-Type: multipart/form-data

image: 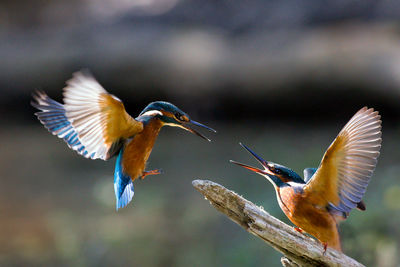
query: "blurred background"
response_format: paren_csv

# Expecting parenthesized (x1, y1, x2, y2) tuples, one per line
(1, 0, 400, 266)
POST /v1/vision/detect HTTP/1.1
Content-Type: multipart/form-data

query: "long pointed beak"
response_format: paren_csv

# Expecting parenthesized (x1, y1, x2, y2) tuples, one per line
(189, 120, 217, 133)
(230, 143, 275, 176)
(239, 143, 268, 166)
(180, 120, 216, 142)
(229, 160, 266, 175)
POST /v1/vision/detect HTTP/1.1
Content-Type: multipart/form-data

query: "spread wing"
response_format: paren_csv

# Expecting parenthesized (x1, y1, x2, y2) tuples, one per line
(32, 71, 143, 160)
(304, 107, 381, 215)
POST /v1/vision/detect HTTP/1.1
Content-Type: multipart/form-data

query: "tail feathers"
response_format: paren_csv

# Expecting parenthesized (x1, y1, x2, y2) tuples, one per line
(32, 91, 97, 159)
(114, 178, 134, 211)
(114, 149, 134, 210)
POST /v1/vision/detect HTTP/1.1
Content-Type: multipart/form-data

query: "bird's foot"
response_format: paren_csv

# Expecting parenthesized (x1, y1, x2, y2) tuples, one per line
(322, 243, 328, 255)
(140, 169, 163, 180)
(294, 227, 304, 234)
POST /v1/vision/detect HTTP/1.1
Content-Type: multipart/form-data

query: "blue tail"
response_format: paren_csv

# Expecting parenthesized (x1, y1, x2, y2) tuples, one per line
(114, 148, 134, 210)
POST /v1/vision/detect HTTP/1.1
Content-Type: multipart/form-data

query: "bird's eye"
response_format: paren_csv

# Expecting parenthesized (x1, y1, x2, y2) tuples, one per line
(271, 167, 281, 174)
(175, 113, 187, 122)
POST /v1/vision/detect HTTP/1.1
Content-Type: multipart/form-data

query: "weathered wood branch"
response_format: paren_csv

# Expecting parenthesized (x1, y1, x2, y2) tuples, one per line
(192, 179, 364, 267)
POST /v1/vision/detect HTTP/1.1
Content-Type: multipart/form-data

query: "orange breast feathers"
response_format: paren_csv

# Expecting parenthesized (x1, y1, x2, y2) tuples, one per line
(276, 186, 301, 217)
(278, 186, 333, 228)
(122, 118, 163, 181)
(277, 186, 341, 251)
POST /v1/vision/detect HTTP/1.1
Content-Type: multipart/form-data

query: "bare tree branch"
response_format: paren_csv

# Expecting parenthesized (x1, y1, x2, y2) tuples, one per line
(192, 179, 365, 267)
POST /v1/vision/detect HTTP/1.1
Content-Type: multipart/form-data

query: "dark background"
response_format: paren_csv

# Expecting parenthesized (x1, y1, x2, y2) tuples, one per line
(1, 0, 400, 266)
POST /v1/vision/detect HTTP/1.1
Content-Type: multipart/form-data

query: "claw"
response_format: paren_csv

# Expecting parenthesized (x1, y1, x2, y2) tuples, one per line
(323, 243, 328, 255)
(294, 227, 304, 234)
(140, 169, 163, 180)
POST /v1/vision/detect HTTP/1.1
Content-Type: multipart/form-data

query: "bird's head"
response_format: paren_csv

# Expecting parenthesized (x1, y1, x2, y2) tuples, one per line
(139, 101, 216, 141)
(230, 143, 304, 188)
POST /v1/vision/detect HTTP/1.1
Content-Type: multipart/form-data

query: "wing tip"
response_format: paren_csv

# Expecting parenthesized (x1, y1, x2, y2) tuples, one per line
(357, 200, 366, 211)
(31, 90, 47, 108)
(358, 106, 381, 119)
(68, 69, 95, 83)
(347, 106, 382, 137)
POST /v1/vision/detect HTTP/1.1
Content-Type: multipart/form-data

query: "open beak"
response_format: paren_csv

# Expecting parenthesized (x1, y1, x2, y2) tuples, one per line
(180, 120, 216, 142)
(229, 160, 267, 175)
(230, 143, 275, 176)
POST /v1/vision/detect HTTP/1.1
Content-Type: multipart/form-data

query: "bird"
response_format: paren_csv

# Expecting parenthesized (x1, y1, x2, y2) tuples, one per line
(230, 107, 382, 252)
(32, 71, 216, 210)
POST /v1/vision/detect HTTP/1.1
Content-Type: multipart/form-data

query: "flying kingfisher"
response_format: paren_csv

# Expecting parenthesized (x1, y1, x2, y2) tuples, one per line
(32, 71, 215, 210)
(231, 107, 382, 252)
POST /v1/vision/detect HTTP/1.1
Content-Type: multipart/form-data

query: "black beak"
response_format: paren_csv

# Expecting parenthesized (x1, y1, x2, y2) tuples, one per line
(180, 120, 216, 142)
(230, 143, 275, 176)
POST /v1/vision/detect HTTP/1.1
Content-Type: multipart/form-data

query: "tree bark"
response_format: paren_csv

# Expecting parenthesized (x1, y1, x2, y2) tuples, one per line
(192, 179, 365, 267)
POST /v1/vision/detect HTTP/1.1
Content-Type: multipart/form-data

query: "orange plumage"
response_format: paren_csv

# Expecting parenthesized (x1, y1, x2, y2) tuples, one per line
(278, 186, 342, 250)
(32, 71, 215, 210)
(122, 118, 163, 182)
(232, 107, 382, 252)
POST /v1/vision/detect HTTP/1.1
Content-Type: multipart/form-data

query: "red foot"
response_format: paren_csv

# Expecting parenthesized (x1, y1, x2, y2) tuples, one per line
(294, 227, 304, 234)
(323, 243, 328, 255)
(140, 169, 163, 180)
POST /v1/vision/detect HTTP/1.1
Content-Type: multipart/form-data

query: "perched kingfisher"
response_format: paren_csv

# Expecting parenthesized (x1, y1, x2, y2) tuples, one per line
(32, 71, 215, 210)
(231, 107, 382, 252)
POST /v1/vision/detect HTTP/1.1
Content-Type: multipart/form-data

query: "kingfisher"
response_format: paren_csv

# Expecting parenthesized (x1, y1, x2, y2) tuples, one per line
(32, 71, 215, 210)
(231, 107, 382, 252)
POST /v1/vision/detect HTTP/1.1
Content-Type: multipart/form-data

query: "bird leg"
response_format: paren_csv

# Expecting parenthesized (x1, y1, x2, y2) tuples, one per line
(140, 169, 163, 180)
(322, 242, 328, 255)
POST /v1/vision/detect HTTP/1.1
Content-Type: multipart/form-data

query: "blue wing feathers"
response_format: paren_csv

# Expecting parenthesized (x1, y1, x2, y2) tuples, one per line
(33, 90, 135, 210)
(114, 148, 134, 210)
(327, 203, 348, 219)
(32, 92, 96, 159)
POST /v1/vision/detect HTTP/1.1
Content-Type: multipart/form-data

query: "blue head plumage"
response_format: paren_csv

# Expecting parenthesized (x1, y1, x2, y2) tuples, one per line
(137, 101, 216, 141)
(230, 143, 305, 188)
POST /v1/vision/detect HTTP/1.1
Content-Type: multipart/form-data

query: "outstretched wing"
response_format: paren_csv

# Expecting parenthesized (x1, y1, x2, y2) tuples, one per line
(32, 71, 143, 160)
(304, 107, 381, 215)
